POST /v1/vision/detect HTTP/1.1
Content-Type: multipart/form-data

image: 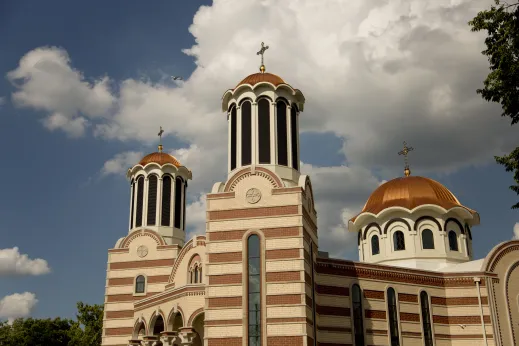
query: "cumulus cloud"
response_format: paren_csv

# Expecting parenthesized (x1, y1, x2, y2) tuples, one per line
(0, 247, 51, 276)
(101, 151, 144, 176)
(7, 0, 512, 257)
(0, 292, 38, 323)
(513, 223, 519, 240)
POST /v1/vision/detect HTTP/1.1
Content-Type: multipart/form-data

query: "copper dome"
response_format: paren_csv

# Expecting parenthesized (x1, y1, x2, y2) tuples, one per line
(235, 72, 285, 88)
(138, 152, 182, 167)
(350, 176, 476, 222)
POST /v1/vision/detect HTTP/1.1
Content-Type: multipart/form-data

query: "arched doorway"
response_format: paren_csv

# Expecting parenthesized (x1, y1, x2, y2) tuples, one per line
(191, 313, 204, 346)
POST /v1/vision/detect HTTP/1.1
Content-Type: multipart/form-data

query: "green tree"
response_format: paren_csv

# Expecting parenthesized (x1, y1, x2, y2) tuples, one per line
(69, 302, 104, 346)
(469, 0, 519, 208)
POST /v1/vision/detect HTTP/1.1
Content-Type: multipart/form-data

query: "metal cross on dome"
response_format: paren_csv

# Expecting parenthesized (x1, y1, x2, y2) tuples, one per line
(158, 126, 164, 152)
(398, 141, 414, 177)
(257, 42, 269, 73)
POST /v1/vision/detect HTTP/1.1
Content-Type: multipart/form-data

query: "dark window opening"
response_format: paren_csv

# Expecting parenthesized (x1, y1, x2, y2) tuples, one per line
(258, 99, 271, 164)
(241, 101, 252, 166)
(290, 106, 299, 170)
(352, 284, 365, 346)
(135, 275, 145, 293)
(230, 106, 237, 170)
(161, 176, 172, 226)
(152, 315, 164, 336)
(248, 234, 261, 346)
(448, 231, 458, 251)
(174, 177, 183, 228)
(393, 231, 405, 251)
(147, 175, 158, 225)
(135, 176, 144, 227)
(422, 229, 434, 249)
(371, 235, 380, 255)
(182, 181, 187, 230)
(387, 287, 400, 346)
(129, 181, 135, 229)
(276, 102, 288, 166)
(420, 291, 434, 346)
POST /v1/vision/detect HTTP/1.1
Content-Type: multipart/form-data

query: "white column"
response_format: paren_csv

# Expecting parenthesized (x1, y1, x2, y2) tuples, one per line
(227, 111, 232, 172)
(252, 102, 258, 165)
(287, 105, 293, 168)
(270, 101, 276, 165)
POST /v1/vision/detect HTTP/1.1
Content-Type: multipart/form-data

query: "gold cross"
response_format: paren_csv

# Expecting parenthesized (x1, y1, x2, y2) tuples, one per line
(398, 141, 414, 177)
(257, 42, 269, 73)
(158, 126, 164, 152)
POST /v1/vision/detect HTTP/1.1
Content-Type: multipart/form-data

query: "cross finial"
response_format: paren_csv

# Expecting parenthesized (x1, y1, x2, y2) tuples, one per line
(158, 126, 164, 153)
(256, 42, 269, 73)
(398, 141, 414, 177)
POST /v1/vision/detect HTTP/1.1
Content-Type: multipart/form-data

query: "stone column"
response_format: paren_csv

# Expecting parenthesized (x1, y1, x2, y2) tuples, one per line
(140, 335, 158, 346)
(160, 331, 179, 346)
(178, 327, 196, 346)
(128, 340, 141, 346)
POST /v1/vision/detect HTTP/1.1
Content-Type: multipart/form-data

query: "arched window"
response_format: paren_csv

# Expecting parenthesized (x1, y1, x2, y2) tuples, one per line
(182, 181, 187, 230)
(147, 175, 158, 225)
(230, 105, 237, 171)
(174, 177, 183, 228)
(258, 99, 271, 164)
(241, 101, 252, 166)
(135, 176, 145, 227)
(199, 266, 202, 283)
(129, 180, 135, 229)
(387, 287, 400, 346)
(248, 234, 261, 346)
(466, 238, 471, 256)
(290, 106, 299, 170)
(161, 175, 172, 226)
(194, 265, 199, 283)
(371, 235, 380, 255)
(351, 284, 365, 346)
(276, 101, 288, 166)
(448, 231, 458, 251)
(393, 231, 405, 251)
(135, 275, 146, 294)
(422, 229, 434, 249)
(420, 291, 433, 346)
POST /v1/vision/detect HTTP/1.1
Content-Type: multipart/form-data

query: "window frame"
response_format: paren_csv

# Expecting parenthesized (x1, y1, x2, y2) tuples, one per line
(393, 231, 405, 251)
(351, 284, 366, 346)
(448, 230, 459, 251)
(386, 287, 401, 346)
(134, 274, 147, 296)
(421, 229, 435, 250)
(371, 234, 380, 256)
(419, 291, 434, 346)
(246, 233, 262, 346)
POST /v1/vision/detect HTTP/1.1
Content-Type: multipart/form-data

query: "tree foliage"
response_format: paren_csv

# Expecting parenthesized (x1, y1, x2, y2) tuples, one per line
(0, 302, 103, 346)
(469, 0, 519, 208)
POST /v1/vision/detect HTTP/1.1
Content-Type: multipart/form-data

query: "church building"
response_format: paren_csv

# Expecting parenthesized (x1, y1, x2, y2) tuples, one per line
(101, 44, 519, 346)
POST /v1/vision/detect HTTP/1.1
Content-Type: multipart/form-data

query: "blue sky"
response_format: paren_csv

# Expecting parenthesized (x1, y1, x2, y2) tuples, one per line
(0, 0, 518, 321)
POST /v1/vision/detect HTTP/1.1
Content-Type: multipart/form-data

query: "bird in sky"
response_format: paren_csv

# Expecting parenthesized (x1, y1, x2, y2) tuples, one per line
(172, 76, 183, 81)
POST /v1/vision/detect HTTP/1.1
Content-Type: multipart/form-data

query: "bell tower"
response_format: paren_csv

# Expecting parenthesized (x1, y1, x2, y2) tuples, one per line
(221, 42, 306, 187)
(206, 44, 318, 346)
(126, 127, 193, 246)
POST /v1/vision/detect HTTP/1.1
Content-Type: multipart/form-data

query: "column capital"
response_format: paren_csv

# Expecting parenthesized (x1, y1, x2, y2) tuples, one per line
(127, 340, 141, 346)
(178, 327, 197, 346)
(160, 331, 179, 346)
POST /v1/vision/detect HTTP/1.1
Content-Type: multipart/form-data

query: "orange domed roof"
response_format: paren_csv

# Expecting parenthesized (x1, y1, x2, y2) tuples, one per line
(236, 72, 285, 88)
(350, 176, 475, 222)
(138, 152, 181, 167)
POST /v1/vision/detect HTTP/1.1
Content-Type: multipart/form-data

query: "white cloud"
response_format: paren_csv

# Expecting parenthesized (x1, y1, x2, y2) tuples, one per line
(101, 151, 144, 176)
(0, 247, 51, 276)
(7, 47, 114, 137)
(7, 0, 513, 257)
(0, 292, 38, 323)
(186, 194, 207, 239)
(513, 222, 519, 240)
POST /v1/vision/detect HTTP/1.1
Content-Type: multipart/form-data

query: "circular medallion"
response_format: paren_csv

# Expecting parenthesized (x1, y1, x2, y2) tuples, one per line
(137, 245, 148, 258)
(246, 188, 262, 204)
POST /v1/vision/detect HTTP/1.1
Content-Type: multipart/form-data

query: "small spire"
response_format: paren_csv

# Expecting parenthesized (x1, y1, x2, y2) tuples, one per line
(257, 42, 269, 73)
(157, 126, 164, 153)
(398, 141, 414, 177)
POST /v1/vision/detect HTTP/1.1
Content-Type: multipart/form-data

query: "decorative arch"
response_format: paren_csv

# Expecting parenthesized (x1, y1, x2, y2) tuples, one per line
(166, 306, 185, 331)
(223, 166, 282, 192)
(275, 96, 290, 104)
(227, 102, 237, 113)
(167, 236, 207, 285)
(238, 97, 254, 106)
(304, 176, 316, 214)
(188, 308, 205, 326)
(256, 95, 273, 103)
(383, 218, 411, 235)
(465, 224, 472, 240)
(505, 261, 519, 344)
(444, 218, 465, 234)
(413, 216, 442, 232)
(148, 309, 167, 333)
(357, 231, 362, 246)
(120, 229, 166, 248)
(483, 240, 519, 272)
(363, 222, 382, 240)
(133, 317, 148, 338)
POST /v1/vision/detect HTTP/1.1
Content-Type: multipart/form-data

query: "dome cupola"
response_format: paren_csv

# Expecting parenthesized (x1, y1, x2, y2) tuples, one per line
(349, 142, 480, 270)
(221, 42, 305, 186)
(126, 128, 192, 246)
